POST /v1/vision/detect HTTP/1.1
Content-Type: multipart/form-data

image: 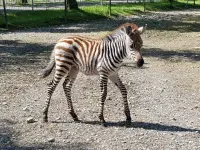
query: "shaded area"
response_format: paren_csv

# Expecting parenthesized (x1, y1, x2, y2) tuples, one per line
(134, 13, 200, 32)
(0, 143, 92, 150)
(143, 48, 200, 62)
(1, 8, 198, 33)
(0, 40, 53, 55)
(1, 40, 199, 73)
(0, 119, 92, 150)
(16, 14, 200, 34)
(0, 40, 54, 72)
(80, 120, 200, 133)
(0, 119, 17, 148)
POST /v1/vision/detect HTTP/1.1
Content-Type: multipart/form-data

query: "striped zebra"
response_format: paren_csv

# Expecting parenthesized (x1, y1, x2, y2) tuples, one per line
(39, 23, 146, 126)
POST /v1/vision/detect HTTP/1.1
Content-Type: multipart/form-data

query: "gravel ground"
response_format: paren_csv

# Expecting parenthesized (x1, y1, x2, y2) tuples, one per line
(0, 10, 200, 150)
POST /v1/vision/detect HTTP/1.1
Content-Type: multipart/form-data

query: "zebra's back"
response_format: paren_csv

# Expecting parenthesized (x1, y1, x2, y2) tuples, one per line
(54, 36, 104, 75)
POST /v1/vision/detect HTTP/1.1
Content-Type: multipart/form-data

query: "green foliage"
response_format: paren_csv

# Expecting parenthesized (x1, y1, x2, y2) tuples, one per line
(0, 10, 65, 29)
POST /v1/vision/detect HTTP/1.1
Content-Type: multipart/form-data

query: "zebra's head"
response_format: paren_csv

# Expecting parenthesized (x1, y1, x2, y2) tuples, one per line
(125, 23, 147, 67)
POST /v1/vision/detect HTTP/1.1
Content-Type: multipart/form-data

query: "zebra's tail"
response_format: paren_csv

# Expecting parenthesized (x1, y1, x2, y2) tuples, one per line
(38, 50, 55, 78)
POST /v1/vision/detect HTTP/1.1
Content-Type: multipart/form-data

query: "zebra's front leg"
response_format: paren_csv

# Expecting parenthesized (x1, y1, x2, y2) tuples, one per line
(63, 68, 79, 122)
(109, 74, 132, 125)
(99, 74, 108, 126)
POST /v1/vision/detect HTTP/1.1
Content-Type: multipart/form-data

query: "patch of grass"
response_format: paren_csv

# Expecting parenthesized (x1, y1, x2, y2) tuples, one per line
(0, 1, 200, 30)
(0, 8, 108, 30)
(0, 10, 62, 29)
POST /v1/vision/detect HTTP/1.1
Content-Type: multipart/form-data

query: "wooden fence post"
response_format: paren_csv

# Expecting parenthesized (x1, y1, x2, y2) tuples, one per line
(109, 0, 111, 16)
(143, 0, 146, 12)
(3, 0, 8, 28)
(32, 0, 34, 11)
(64, 0, 67, 22)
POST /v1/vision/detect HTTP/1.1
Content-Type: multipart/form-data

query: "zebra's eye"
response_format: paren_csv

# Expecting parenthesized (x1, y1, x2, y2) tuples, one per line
(130, 44, 134, 48)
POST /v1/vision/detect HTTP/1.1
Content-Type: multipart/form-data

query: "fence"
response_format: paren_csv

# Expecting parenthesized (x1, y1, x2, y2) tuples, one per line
(1, 0, 154, 29)
(1, 0, 69, 11)
(0, 0, 142, 11)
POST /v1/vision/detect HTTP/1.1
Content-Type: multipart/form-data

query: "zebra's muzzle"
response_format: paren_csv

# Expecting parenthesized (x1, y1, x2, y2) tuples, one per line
(137, 58, 144, 67)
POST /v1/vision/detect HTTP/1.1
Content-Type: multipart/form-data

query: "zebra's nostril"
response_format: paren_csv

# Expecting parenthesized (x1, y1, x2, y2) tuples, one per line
(137, 58, 144, 67)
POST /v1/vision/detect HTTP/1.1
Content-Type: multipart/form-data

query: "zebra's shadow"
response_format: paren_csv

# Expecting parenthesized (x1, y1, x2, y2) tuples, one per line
(122, 62, 149, 69)
(52, 120, 200, 133)
(75, 120, 200, 133)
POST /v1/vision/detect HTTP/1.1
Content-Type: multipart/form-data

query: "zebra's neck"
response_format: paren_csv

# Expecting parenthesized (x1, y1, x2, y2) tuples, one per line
(100, 33, 131, 73)
(103, 33, 130, 61)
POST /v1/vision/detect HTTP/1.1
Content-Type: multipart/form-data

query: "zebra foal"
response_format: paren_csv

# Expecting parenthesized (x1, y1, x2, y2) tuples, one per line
(39, 23, 146, 126)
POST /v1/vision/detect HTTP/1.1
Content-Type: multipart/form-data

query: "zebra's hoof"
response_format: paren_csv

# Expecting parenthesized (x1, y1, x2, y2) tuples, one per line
(73, 117, 80, 123)
(43, 119, 48, 123)
(100, 120, 107, 127)
(43, 117, 48, 123)
(102, 122, 107, 127)
(125, 119, 132, 127)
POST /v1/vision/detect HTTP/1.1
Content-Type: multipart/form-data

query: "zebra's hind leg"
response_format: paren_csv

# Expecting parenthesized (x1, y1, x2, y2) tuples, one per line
(109, 74, 132, 126)
(98, 74, 108, 126)
(63, 67, 79, 122)
(43, 72, 63, 122)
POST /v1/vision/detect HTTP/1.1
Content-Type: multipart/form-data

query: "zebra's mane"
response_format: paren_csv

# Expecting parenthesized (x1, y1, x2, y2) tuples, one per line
(111, 23, 138, 34)
(103, 23, 139, 41)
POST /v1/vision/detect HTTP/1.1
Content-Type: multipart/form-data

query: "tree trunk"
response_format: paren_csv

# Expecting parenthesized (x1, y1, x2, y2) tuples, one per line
(67, 0, 78, 10)
(22, 0, 28, 4)
(169, 0, 173, 8)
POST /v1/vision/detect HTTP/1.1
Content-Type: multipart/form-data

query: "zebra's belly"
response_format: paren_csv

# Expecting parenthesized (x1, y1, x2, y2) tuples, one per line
(79, 67, 99, 76)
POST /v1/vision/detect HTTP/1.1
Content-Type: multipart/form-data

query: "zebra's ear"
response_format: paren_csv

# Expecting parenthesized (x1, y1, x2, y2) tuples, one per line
(138, 24, 147, 35)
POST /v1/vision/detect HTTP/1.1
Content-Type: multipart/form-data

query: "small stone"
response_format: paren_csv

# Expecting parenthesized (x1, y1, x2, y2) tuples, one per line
(26, 117, 36, 123)
(56, 117, 61, 120)
(107, 97, 112, 101)
(23, 107, 29, 111)
(188, 141, 193, 144)
(172, 118, 176, 121)
(2, 102, 7, 105)
(195, 131, 200, 134)
(192, 106, 198, 109)
(48, 137, 55, 143)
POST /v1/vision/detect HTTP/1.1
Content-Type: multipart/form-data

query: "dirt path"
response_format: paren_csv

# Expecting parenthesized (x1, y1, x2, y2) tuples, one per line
(0, 10, 200, 150)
